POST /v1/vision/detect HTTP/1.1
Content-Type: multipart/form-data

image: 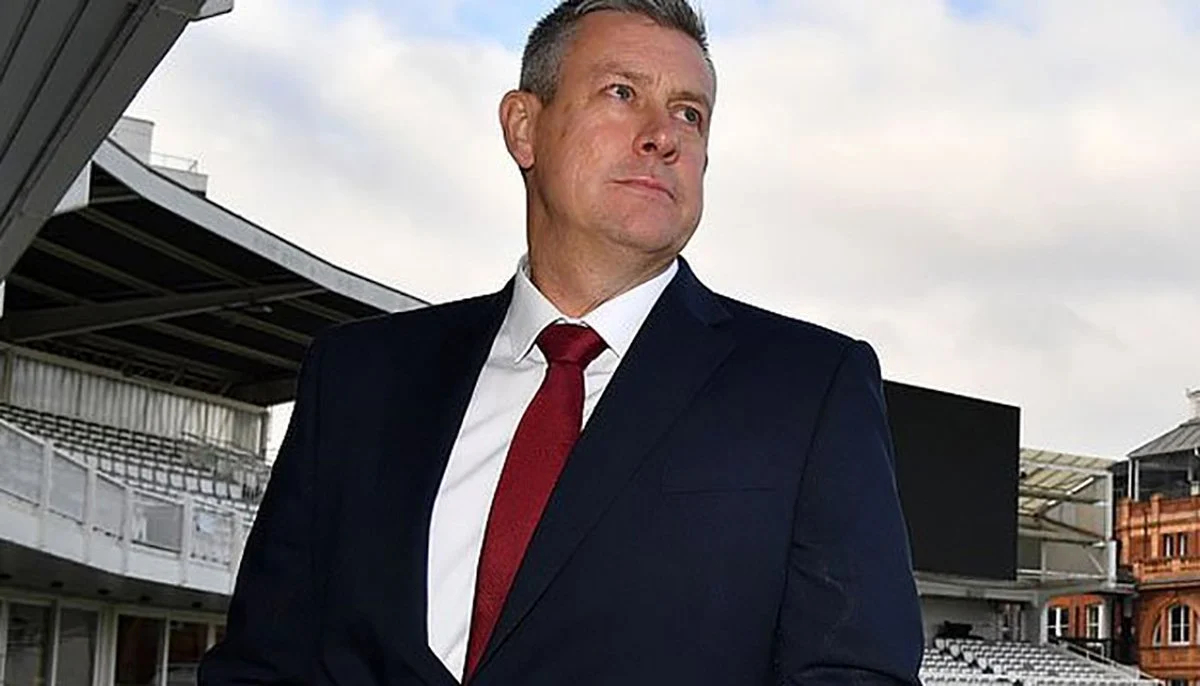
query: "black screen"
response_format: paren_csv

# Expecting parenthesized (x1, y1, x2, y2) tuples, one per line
(883, 381, 1019, 581)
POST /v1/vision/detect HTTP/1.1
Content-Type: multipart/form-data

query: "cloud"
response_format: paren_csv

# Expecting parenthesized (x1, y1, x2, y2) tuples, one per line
(127, 0, 1200, 458)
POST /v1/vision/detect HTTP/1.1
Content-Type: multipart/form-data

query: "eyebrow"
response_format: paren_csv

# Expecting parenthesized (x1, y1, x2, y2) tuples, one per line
(595, 62, 713, 114)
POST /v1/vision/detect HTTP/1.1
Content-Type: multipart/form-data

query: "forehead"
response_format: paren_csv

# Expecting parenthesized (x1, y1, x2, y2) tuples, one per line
(560, 11, 714, 96)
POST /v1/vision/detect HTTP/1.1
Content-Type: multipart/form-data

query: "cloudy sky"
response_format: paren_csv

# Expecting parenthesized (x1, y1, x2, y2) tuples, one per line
(126, 0, 1200, 460)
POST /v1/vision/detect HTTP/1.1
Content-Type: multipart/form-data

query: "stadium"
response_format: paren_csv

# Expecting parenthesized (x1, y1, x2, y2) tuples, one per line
(0, 2, 1173, 686)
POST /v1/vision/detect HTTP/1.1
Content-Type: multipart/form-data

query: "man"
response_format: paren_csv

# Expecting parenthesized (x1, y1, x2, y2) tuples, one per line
(199, 1, 924, 684)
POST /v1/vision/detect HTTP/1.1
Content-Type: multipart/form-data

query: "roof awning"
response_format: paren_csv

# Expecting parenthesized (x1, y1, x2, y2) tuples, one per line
(1, 138, 427, 406)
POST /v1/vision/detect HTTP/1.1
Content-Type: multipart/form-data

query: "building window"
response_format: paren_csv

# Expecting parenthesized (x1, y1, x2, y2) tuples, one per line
(4, 603, 53, 686)
(1169, 604, 1192, 645)
(1164, 533, 1176, 558)
(1180, 533, 1189, 558)
(1168, 680, 1188, 686)
(115, 615, 165, 686)
(167, 621, 209, 686)
(1087, 604, 1102, 639)
(56, 607, 99, 686)
(1048, 606, 1069, 638)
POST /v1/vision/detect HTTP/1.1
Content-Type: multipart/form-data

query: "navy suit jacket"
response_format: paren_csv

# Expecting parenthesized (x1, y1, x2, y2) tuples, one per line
(199, 259, 924, 686)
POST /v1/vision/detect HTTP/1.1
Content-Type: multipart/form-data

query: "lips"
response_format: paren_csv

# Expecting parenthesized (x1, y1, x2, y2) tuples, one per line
(614, 176, 675, 200)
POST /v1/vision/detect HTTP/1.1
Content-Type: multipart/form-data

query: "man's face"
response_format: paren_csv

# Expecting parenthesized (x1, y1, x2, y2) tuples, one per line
(526, 11, 714, 261)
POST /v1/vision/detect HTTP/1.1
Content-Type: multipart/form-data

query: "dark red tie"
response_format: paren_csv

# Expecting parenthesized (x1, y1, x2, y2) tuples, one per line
(464, 323, 607, 680)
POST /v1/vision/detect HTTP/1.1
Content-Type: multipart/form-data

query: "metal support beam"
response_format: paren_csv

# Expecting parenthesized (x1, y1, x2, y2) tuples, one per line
(1021, 462, 1113, 477)
(1019, 527, 1100, 546)
(1019, 487, 1104, 504)
(78, 206, 351, 325)
(32, 230, 315, 345)
(1, 283, 320, 341)
(225, 376, 298, 405)
(1031, 512, 1104, 542)
(5, 272, 299, 371)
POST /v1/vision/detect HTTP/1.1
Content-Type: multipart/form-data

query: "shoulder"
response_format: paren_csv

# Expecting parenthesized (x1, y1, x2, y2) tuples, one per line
(721, 292, 870, 351)
(307, 290, 504, 362)
(708, 292, 885, 393)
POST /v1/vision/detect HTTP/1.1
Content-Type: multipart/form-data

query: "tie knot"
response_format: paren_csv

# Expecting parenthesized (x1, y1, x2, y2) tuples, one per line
(536, 324, 607, 367)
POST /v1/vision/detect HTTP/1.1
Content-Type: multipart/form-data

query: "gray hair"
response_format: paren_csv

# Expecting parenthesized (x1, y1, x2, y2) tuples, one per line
(520, 0, 713, 103)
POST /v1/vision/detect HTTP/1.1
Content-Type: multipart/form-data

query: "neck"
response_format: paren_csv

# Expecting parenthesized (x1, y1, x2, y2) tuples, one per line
(527, 247, 674, 318)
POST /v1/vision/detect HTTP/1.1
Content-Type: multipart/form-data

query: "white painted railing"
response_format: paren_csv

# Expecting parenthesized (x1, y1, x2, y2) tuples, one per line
(1053, 640, 1161, 683)
(0, 417, 253, 582)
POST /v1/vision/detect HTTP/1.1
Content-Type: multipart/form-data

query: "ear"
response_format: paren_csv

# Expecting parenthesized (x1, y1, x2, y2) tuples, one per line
(499, 90, 539, 171)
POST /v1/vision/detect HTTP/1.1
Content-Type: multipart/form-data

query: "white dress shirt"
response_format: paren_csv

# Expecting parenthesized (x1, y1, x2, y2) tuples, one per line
(426, 255, 679, 680)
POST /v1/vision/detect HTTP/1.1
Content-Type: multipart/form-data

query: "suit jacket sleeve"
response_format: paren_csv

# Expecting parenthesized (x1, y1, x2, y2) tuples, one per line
(775, 340, 924, 685)
(199, 336, 326, 686)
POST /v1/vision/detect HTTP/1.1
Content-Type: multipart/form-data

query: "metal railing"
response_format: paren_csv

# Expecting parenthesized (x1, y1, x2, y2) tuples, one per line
(1050, 635, 1138, 667)
(0, 417, 251, 571)
(149, 151, 200, 173)
(1052, 638, 1156, 681)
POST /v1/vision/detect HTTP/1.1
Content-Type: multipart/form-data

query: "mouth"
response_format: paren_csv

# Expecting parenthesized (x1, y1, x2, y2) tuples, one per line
(614, 177, 675, 201)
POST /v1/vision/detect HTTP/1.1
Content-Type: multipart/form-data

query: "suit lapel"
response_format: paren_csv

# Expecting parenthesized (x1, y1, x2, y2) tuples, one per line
(375, 284, 512, 686)
(475, 259, 735, 675)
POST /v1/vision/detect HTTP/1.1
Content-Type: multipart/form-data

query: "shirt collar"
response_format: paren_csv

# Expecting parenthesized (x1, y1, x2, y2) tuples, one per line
(502, 255, 678, 364)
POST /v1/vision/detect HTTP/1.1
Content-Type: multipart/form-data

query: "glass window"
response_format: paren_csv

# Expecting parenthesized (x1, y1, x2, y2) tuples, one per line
(115, 615, 165, 686)
(56, 608, 98, 686)
(5, 603, 52, 686)
(1180, 533, 1189, 558)
(1169, 604, 1191, 645)
(166, 621, 209, 686)
(1164, 533, 1176, 558)
(1087, 604, 1102, 639)
(1048, 606, 1068, 638)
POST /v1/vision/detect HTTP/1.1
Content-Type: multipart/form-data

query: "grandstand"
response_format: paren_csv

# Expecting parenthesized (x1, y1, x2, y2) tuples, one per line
(0, 111, 424, 685)
(0, 402, 269, 514)
(922, 638, 1155, 686)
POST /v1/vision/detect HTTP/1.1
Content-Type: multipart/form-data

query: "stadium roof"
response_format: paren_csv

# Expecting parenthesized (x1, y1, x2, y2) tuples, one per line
(1128, 419, 1200, 460)
(0, 0, 233, 279)
(1, 137, 427, 406)
(1019, 448, 1115, 544)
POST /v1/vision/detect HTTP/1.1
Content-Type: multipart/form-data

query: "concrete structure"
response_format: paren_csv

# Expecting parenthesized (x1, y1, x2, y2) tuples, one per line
(0, 111, 425, 686)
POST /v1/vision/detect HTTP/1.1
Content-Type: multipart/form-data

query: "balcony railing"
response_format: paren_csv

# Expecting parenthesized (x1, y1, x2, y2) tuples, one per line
(1136, 556, 1200, 578)
(0, 417, 252, 574)
(149, 151, 200, 174)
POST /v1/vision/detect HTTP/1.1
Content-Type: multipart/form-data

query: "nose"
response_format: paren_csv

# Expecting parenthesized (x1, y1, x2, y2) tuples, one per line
(634, 111, 679, 162)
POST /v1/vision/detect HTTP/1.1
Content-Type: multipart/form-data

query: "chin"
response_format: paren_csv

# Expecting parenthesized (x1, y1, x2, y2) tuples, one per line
(605, 220, 692, 256)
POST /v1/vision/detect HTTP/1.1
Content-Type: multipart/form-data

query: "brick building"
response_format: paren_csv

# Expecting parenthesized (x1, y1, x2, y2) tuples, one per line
(1051, 390, 1200, 686)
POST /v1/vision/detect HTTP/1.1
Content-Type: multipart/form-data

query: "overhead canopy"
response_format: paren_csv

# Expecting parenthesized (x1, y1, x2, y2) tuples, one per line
(1019, 448, 1114, 545)
(1, 138, 427, 406)
(0, 0, 234, 279)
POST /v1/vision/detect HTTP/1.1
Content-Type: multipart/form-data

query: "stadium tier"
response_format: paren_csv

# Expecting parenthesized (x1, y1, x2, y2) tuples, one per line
(921, 638, 1157, 686)
(0, 402, 266, 514)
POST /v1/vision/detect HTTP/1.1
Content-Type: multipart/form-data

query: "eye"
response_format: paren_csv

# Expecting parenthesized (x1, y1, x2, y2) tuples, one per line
(607, 83, 635, 100)
(677, 105, 704, 127)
